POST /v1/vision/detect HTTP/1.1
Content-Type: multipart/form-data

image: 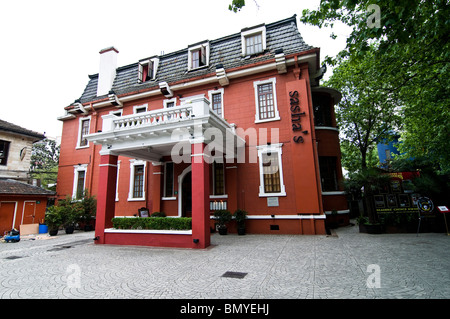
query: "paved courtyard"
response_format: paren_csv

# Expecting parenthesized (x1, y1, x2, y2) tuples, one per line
(1, 223, 449, 300)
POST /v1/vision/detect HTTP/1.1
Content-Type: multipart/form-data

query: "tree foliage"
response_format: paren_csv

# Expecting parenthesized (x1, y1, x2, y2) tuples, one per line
(302, 0, 450, 174)
(325, 48, 402, 171)
(30, 138, 60, 190)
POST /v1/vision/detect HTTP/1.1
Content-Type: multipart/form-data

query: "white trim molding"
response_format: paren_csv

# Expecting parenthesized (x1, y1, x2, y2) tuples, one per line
(253, 77, 280, 123)
(128, 159, 146, 201)
(256, 143, 286, 197)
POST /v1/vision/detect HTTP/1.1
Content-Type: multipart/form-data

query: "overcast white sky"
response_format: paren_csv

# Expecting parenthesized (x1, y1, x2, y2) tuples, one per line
(0, 0, 350, 140)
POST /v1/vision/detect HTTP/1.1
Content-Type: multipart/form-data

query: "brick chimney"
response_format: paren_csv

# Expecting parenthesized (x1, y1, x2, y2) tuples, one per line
(96, 47, 119, 97)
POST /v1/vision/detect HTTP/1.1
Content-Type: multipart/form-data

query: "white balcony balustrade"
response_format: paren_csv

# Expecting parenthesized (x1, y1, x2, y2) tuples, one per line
(86, 96, 241, 162)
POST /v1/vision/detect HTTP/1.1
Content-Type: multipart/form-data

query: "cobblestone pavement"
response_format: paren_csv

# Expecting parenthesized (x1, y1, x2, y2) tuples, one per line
(0, 223, 449, 299)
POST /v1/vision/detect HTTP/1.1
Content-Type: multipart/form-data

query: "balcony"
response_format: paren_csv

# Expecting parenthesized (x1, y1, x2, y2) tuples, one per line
(86, 96, 242, 162)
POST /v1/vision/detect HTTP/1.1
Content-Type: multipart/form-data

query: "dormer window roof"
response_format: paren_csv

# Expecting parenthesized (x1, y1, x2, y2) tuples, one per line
(138, 57, 159, 83)
(188, 41, 210, 71)
(241, 24, 266, 56)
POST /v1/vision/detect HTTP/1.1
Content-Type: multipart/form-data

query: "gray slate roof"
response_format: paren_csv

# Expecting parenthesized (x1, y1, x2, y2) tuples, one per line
(76, 15, 314, 105)
(0, 179, 55, 196)
(0, 119, 46, 141)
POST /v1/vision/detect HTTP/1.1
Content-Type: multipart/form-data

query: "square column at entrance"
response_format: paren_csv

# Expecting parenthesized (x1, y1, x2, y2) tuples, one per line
(95, 154, 118, 244)
(191, 142, 210, 248)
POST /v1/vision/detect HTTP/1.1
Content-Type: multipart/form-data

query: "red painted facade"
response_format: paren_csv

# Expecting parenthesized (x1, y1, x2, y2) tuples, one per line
(57, 17, 348, 248)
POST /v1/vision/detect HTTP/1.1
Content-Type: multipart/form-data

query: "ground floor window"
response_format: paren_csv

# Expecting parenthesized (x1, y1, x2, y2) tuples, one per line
(128, 160, 146, 201)
(72, 164, 88, 199)
(257, 143, 286, 197)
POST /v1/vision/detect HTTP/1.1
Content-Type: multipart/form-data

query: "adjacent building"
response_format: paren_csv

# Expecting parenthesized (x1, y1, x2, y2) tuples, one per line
(0, 119, 54, 235)
(56, 15, 348, 248)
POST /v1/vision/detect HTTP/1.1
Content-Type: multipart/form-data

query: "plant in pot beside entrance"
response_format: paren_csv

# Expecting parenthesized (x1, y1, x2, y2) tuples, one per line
(58, 196, 82, 234)
(77, 191, 97, 231)
(44, 206, 63, 236)
(233, 209, 248, 235)
(214, 210, 232, 235)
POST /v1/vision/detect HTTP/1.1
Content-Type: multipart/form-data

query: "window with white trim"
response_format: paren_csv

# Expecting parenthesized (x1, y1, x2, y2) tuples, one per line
(133, 104, 148, 114)
(77, 117, 91, 148)
(163, 162, 174, 198)
(212, 161, 225, 196)
(128, 160, 146, 201)
(257, 144, 286, 197)
(72, 164, 88, 199)
(138, 57, 159, 83)
(164, 97, 177, 121)
(253, 78, 280, 123)
(241, 25, 266, 56)
(208, 88, 224, 117)
(188, 41, 209, 71)
(115, 160, 121, 201)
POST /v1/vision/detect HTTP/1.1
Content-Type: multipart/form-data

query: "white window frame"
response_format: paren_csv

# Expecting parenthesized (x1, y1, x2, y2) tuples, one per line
(212, 160, 226, 196)
(256, 143, 286, 197)
(187, 41, 210, 71)
(76, 116, 91, 149)
(253, 77, 280, 123)
(162, 161, 176, 200)
(72, 164, 88, 199)
(138, 57, 159, 83)
(133, 103, 148, 114)
(208, 88, 225, 118)
(241, 25, 266, 56)
(115, 160, 121, 201)
(128, 159, 146, 201)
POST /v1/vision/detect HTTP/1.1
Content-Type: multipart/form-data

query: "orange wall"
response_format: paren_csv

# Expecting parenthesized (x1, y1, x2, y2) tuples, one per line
(57, 62, 339, 234)
(0, 196, 49, 234)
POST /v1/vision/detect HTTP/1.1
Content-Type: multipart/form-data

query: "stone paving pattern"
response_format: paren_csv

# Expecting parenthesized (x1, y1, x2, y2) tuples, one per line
(0, 223, 449, 299)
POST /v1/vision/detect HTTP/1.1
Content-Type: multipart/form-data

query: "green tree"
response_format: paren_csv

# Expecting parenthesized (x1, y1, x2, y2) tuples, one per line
(324, 48, 402, 171)
(30, 138, 60, 190)
(301, 0, 450, 174)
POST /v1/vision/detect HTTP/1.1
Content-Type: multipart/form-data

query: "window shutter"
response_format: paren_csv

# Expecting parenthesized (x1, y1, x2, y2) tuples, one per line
(138, 63, 143, 83)
(147, 60, 154, 80)
(200, 46, 207, 66)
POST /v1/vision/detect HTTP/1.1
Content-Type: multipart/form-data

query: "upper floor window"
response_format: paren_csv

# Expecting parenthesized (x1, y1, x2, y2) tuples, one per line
(188, 41, 209, 71)
(208, 88, 224, 117)
(319, 156, 338, 191)
(241, 25, 266, 56)
(0, 140, 10, 166)
(134, 104, 148, 114)
(253, 78, 280, 123)
(313, 94, 332, 127)
(138, 57, 159, 83)
(77, 117, 91, 148)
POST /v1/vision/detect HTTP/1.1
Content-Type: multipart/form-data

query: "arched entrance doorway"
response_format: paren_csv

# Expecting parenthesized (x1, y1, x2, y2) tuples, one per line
(181, 172, 192, 217)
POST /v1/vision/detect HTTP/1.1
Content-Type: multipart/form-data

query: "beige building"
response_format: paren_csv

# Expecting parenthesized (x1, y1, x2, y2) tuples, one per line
(0, 119, 46, 182)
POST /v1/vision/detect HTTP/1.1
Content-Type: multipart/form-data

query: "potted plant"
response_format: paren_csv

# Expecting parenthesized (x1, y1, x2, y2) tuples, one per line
(214, 210, 232, 235)
(45, 206, 63, 236)
(233, 209, 248, 235)
(77, 190, 97, 231)
(58, 196, 81, 234)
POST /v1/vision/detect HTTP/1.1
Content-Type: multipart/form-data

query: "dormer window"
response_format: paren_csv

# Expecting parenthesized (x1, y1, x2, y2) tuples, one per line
(241, 24, 266, 56)
(138, 57, 159, 83)
(188, 41, 209, 71)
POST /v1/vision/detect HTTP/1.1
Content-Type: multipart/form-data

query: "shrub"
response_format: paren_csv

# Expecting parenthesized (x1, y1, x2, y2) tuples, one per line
(111, 217, 191, 230)
(151, 212, 166, 217)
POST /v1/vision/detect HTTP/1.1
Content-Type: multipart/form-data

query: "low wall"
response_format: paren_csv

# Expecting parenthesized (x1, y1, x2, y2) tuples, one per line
(102, 229, 196, 248)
